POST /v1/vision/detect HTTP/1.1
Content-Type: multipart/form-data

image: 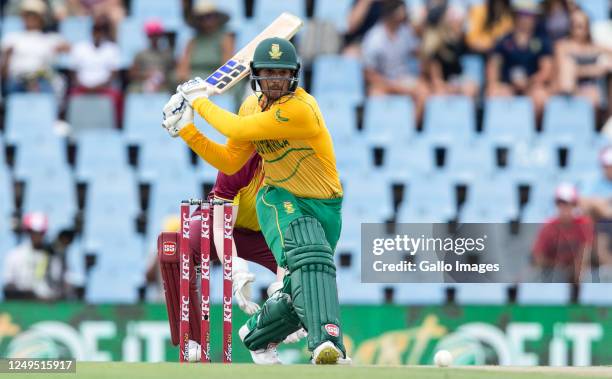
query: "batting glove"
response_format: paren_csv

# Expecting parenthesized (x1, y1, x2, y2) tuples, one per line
(233, 271, 260, 316)
(177, 77, 213, 106)
(162, 93, 193, 137)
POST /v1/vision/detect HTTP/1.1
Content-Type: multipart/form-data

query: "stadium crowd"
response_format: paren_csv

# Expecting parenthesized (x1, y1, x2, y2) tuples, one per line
(1, 0, 612, 303)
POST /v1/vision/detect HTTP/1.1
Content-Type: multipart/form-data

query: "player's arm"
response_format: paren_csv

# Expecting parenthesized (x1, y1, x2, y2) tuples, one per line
(191, 97, 320, 141)
(179, 124, 254, 174)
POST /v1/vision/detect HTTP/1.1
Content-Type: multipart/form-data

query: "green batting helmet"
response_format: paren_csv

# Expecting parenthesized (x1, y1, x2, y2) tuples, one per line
(250, 37, 300, 91)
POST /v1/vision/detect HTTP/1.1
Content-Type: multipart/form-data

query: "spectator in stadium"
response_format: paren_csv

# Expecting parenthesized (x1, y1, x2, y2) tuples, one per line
(532, 183, 594, 283)
(128, 20, 175, 93)
(362, 0, 429, 123)
(0, 0, 70, 94)
(344, 0, 385, 56)
(69, 16, 122, 126)
(541, 0, 572, 43)
(55, 0, 125, 32)
(2, 213, 63, 300)
(466, 0, 514, 54)
(486, 0, 553, 121)
(176, 1, 234, 83)
(554, 9, 612, 110)
(421, 2, 478, 98)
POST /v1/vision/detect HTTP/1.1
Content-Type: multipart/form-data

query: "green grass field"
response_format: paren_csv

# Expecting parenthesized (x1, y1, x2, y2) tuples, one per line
(16, 363, 612, 379)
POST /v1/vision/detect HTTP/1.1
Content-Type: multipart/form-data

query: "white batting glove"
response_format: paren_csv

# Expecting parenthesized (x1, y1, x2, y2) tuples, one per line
(162, 93, 193, 137)
(283, 328, 307, 344)
(233, 271, 260, 315)
(177, 77, 213, 106)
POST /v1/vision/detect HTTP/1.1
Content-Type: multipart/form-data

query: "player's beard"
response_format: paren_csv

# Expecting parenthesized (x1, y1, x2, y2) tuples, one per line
(261, 80, 291, 103)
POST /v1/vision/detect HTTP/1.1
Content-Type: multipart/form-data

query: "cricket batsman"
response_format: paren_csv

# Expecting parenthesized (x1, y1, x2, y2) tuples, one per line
(162, 37, 348, 365)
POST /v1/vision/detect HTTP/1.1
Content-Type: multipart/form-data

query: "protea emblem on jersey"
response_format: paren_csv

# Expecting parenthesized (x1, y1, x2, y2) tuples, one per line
(283, 201, 295, 214)
(269, 44, 283, 60)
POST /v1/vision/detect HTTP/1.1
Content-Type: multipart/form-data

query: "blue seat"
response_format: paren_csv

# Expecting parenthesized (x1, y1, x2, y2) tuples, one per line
(312, 55, 364, 106)
(483, 96, 535, 145)
(14, 135, 66, 176)
(397, 173, 455, 223)
(343, 171, 393, 221)
(313, 0, 353, 32)
(336, 270, 385, 304)
(76, 130, 127, 180)
(363, 96, 415, 147)
(118, 18, 148, 67)
(86, 266, 141, 303)
(59, 17, 93, 44)
(422, 96, 475, 145)
(579, 283, 612, 305)
(565, 143, 599, 176)
(67, 95, 115, 131)
(395, 283, 447, 305)
(253, 0, 306, 26)
(139, 138, 194, 179)
(505, 140, 558, 183)
(461, 54, 484, 86)
(318, 97, 358, 144)
(131, 0, 183, 29)
(22, 167, 76, 236)
(384, 140, 435, 180)
(0, 160, 14, 219)
(124, 93, 169, 143)
(211, 0, 246, 32)
(335, 139, 370, 176)
(521, 180, 556, 223)
(5, 93, 57, 144)
(461, 177, 518, 222)
(517, 283, 571, 304)
(148, 169, 199, 238)
(576, 0, 609, 22)
(445, 140, 496, 181)
(1, 16, 23, 36)
(455, 283, 508, 304)
(542, 96, 595, 146)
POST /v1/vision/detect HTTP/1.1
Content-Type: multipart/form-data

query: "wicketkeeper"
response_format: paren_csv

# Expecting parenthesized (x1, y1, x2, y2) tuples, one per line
(163, 37, 349, 365)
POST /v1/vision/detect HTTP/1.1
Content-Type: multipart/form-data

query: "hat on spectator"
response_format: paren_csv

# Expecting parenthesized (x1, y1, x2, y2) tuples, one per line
(20, 0, 47, 15)
(600, 146, 612, 166)
(144, 20, 165, 36)
(512, 0, 540, 15)
(193, 0, 229, 23)
(23, 212, 49, 233)
(555, 183, 579, 204)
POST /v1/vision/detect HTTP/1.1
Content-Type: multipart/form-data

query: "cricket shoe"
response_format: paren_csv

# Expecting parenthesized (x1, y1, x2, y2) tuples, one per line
(238, 324, 282, 364)
(311, 341, 341, 365)
(188, 340, 201, 362)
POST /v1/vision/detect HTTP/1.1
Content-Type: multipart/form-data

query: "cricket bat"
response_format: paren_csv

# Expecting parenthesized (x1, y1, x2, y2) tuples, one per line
(204, 12, 303, 93)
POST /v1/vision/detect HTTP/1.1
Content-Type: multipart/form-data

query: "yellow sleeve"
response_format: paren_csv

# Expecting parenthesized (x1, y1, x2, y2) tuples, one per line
(465, 5, 486, 48)
(192, 97, 321, 141)
(178, 123, 254, 175)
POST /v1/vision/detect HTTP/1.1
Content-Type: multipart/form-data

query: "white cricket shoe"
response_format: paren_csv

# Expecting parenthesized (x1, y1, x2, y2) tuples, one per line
(188, 340, 201, 362)
(311, 341, 341, 365)
(239, 324, 282, 365)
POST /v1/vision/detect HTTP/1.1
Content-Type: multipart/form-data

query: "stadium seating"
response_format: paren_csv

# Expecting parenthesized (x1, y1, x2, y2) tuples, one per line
(131, 0, 183, 29)
(397, 173, 455, 223)
(312, 55, 365, 106)
(422, 95, 476, 145)
(576, 0, 609, 22)
(312, 0, 353, 32)
(542, 96, 595, 146)
(253, 0, 306, 26)
(124, 93, 169, 143)
(117, 18, 148, 67)
(212, 0, 246, 32)
(461, 176, 519, 222)
(21, 166, 77, 237)
(1, 16, 23, 36)
(363, 95, 415, 147)
(76, 130, 128, 180)
(444, 140, 496, 181)
(14, 135, 66, 177)
(5, 93, 57, 144)
(59, 17, 93, 44)
(455, 283, 509, 304)
(580, 283, 612, 305)
(517, 283, 571, 304)
(483, 96, 535, 146)
(67, 95, 116, 132)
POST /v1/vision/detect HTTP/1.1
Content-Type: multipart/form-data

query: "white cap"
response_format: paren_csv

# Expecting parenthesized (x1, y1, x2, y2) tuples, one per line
(555, 183, 579, 204)
(20, 0, 47, 15)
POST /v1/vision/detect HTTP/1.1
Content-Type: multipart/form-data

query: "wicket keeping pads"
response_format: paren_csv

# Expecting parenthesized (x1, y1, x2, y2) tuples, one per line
(284, 216, 346, 355)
